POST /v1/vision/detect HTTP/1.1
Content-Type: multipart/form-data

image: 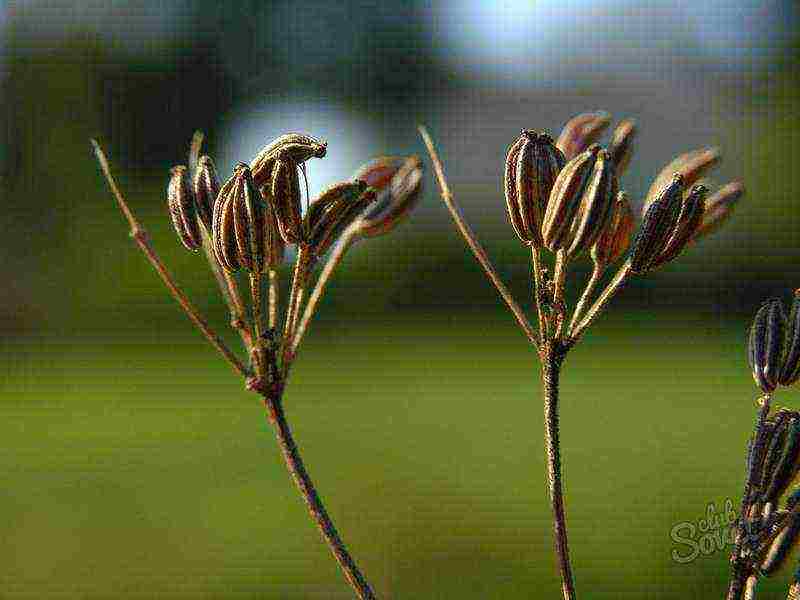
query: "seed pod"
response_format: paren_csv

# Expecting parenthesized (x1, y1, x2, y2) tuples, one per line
(250, 133, 327, 187)
(644, 147, 720, 212)
(260, 186, 286, 269)
(542, 145, 618, 258)
(651, 184, 708, 267)
(556, 111, 611, 161)
(167, 165, 202, 251)
(212, 173, 241, 272)
(780, 292, 800, 386)
(763, 417, 800, 504)
(504, 130, 565, 247)
(760, 511, 800, 575)
(591, 190, 634, 268)
(192, 155, 220, 231)
(748, 299, 787, 394)
(758, 412, 794, 493)
(355, 155, 424, 239)
(352, 156, 405, 191)
(305, 180, 375, 257)
(607, 119, 636, 177)
(692, 181, 744, 240)
(271, 159, 304, 244)
(628, 174, 684, 274)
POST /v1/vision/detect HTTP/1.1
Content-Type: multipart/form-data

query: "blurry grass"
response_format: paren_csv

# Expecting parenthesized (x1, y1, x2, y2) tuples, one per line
(0, 310, 789, 598)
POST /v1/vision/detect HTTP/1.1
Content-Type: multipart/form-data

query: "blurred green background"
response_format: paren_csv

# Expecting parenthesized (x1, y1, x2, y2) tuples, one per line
(2, 1, 800, 598)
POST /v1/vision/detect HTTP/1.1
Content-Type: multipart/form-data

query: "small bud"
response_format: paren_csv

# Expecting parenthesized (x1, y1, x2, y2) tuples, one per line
(355, 155, 424, 239)
(192, 155, 220, 231)
(628, 174, 684, 274)
(651, 184, 708, 267)
(780, 292, 800, 386)
(556, 111, 612, 161)
(271, 159, 304, 244)
(590, 190, 634, 268)
(748, 298, 787, 394)
(305, 180, 374, 257)
(692, 181, 744, 240)
(250, 133, 327, 188)
(607, 119, 636, 177)
(644, 147, 720, 212)
(542, 145, 618, 258)
(504, 131, 565, 247)
(167, 165, 202, 251)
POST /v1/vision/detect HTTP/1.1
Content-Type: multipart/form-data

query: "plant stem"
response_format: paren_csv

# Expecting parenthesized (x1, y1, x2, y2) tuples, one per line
(262, 390, 376, 600)
(92, 139, 249, 378)
(531, 246, 549, 341)
(419, 125, 538, 347)
(268, 268, 279, 331)
(551, 251, 568, 337)
(567, 263, 603, 337)
(250, 271, 266, 377)
(282, 247, 310, 373)
(541, 343, 576, 600)
(569, 260, 632, 343)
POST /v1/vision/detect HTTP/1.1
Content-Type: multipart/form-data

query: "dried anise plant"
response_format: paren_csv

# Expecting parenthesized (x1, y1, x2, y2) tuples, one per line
(92, 132, 422, 600)
(419, 112, 744, 600)
(727, 291, 800, 600)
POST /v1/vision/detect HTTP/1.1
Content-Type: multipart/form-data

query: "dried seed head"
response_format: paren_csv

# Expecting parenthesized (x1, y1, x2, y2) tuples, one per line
(644, 147, 721, 212)
(542, 145, 618, 258)
(748, 298, 787, 394)
(591, 190, 634, 268)
(167, 165, 202, 251)
(692, 181, 744, 241)
(556, 111, 612, 161)
(504, 130, 565, 247)
(607, 119, 637, 177)
(305, 180, 375, 257)
(628, 174, 684, 274)
(250, 133, 327, 187)
(271, 159, 304, 244)
(355, 155, 424, 239)
(651, 184, 708, 267)
(780, 292, 800, 386)
(192, 155, 220, 231)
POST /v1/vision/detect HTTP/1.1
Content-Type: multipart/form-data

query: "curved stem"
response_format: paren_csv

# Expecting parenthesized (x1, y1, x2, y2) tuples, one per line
(262, 391, 376, 600)
(541, 343, 576, 600)
(568, 260, 632, 343)
(567, 263, 603, 337)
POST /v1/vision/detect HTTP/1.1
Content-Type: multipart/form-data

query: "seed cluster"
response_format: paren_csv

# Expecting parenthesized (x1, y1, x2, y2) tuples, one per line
(748, 293, 800, 394)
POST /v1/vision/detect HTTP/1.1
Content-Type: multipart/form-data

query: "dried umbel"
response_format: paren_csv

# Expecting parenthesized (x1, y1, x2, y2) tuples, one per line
(249, 133, 327, 187)
(556, 111, 611, 161)
(167, 165, 202, 251)
(304, 180, 374, 257)
(504, 131, 565, 247)
(354, 155, 424, 239)
(590, 190, 633, 269)
(748, 298, 788, 394)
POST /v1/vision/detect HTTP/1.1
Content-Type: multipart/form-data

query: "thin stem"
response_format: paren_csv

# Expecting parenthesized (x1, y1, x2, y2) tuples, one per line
(269, 268, 279, 331)
(262, 390, 376, 600)
(419, 125, 538, 347)
(551, 250, 568, 338)
(531, 246, 549, 341)
(250, 271, 266, 377)
(91, 139, 249, 378)
(568, 260, 632, 343)
(282, 247, 310, 372)
(743, 575, 758, 600)
(541, 343, 576, 600)
(567, 263, 603, 337)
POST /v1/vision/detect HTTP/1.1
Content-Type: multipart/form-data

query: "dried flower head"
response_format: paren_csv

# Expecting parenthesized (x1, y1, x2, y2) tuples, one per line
(628, 174, 684, 274)
(693, 181, 744, 241)
(748, 298, 788, 394)
(607, 119, 636, 177)
(644, 147, 720, 212)
(590, 190, 634, 268)
(780, 292, 800, 387)
(556, 111, 612, 161)
(504, 130, 565, 247)
(304, 180, 375, 257)
(192, 155, 220, 231)
(250, 133, 327, 188)
(354, 155, 424, 239)
(542, 145, 618, 258)
(271, 159, 304, 244)
(167, 165, 202, 251)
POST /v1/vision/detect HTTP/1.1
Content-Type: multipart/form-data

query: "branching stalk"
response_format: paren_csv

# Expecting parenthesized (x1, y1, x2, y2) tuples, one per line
(567, 263, 603, 337)
(569, 260, 632, 342)
(531, 246, 550, 341)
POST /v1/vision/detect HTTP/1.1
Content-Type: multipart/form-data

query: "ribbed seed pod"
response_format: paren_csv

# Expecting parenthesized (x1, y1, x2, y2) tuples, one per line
(556, 112, 611, 161)
(355, 155, 424, 239)
(590, 190, 634, 268)
(503, 130, 565, 247)
(212, 173, 241, 272)
(651, 184, 708, 267)
(192, 155, 220, 231)
(780, 292, 800, 386)
(542, 145, 618, 258)
(644, 147, 720, 212)
(271, 159, 303, 244)
(352, 156, 405, 191)
(761, 512, 800, 575)
(692, 181, 744, 241)
(249, 133, 327, 187)
(748, 298, 787, 394)
(167, 165, 202, 251)
(763, 417, 800, 504)
(259, 186, 285, 269)
(608, 119, 636, 177)
(305, 180, 374, 257)
(628, 174, 684, 274)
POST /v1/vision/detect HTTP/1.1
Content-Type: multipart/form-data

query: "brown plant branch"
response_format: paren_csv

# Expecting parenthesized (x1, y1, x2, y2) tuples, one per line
(567, 263, 603, 338)
(531, 247, 550, 340)
(91, 139, 249, 378)
(568, 260, 632, 343)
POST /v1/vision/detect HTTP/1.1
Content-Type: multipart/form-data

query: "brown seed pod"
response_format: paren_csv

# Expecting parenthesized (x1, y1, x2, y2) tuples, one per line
(556, 111, 611, 161)
(651, 184, 708, 267)
(258, 186, 285, 269)
(607, 119, 636, 177)
(249, 133, 327, 187)
(503, 130, 565, 247)
(748, 298, 787, 394)
(271, 158, 304, 244)
(762, 416, 800, 505)
(192, 155, 220, 231)
(590, 190, 634, 268)
(780, 292, 800, 386)
(542, 145, 618, 258)
(628, 174, 684, 274)
(644, 147, 720, 212)
(355, 155, 424, 239)
(692, 181, 744, 241)
(167, 165, 202, 251)
(352, 156, 405, 191)
(212, 173, 241, 272)
(305, 180, 374, 257)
